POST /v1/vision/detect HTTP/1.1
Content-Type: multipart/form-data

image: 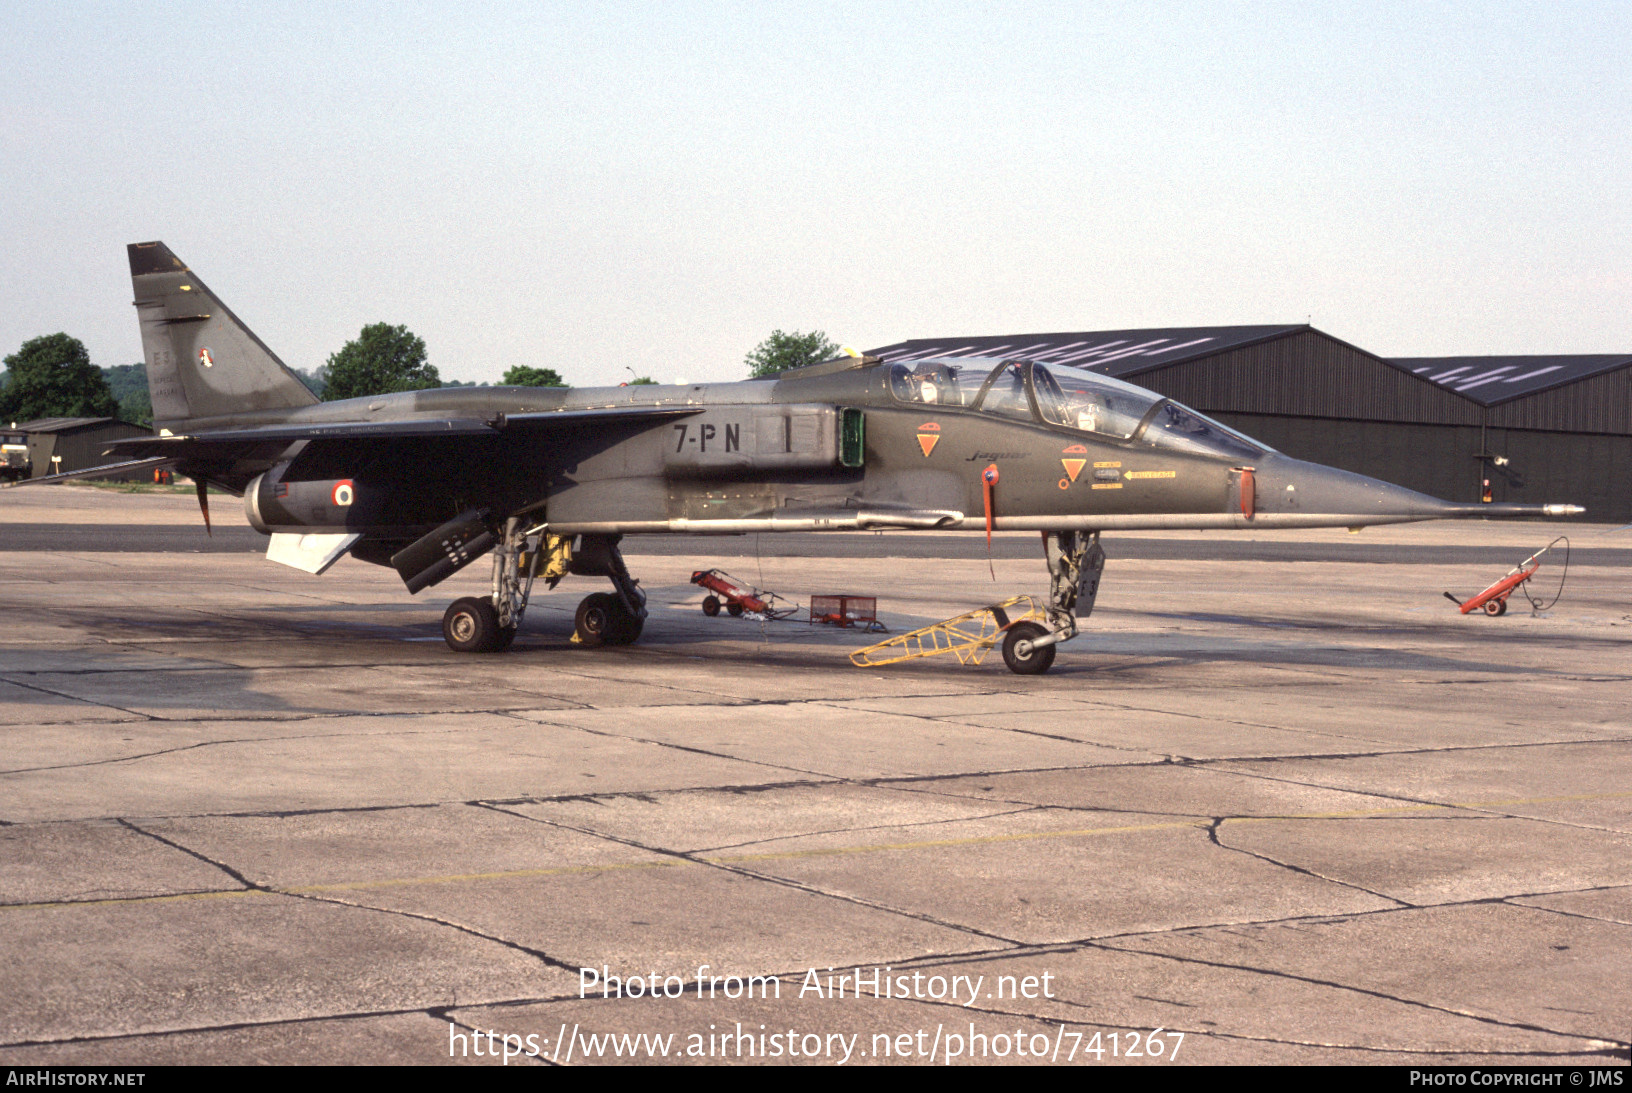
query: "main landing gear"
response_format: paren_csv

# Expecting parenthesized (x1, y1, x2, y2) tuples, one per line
(1001, 530, 1106, 675)
(439, 521, 647, 653)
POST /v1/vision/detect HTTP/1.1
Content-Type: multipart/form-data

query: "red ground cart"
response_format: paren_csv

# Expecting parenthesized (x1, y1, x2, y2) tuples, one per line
(689, 569, 800, 620)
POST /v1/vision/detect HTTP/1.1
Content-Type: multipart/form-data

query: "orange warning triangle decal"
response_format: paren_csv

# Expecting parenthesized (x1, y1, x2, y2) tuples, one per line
(1060, 458, 1086, 482)
(917, 433, 940, 457)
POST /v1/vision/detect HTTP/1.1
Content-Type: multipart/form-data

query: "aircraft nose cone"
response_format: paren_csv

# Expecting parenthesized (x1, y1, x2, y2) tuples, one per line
(1252, 454, 1456, 519)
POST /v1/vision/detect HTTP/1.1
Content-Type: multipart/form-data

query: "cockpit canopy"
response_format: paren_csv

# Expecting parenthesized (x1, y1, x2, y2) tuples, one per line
(886, 357, 1269, 461)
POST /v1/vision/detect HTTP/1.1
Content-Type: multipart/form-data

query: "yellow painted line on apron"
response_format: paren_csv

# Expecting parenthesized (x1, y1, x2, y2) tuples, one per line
(288, 857, 679, 893)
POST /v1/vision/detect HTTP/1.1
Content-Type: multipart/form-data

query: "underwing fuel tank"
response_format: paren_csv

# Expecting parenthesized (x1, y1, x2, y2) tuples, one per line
(244, 470, 366, 533)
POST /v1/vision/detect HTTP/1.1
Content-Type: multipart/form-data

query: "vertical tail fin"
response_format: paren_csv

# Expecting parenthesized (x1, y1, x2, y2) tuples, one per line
(128, 242, 319, 428)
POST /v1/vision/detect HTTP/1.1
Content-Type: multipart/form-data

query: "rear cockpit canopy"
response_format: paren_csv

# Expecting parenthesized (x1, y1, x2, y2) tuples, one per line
(886, 356, 1270, 461)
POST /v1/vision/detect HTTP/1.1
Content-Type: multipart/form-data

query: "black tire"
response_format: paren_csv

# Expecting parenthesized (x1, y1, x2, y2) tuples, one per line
(607, 607, 644, 645)
(1001, 621, 1056, 675)
(444, 597, 505, 653)
(577, 592, 644, 646)
(492, 625, 517, 652)
(727, 601, 745, 617)
(1485, 598, 1507, 617)
(575, 592, 619, 646)
(702, 596, 721, 617)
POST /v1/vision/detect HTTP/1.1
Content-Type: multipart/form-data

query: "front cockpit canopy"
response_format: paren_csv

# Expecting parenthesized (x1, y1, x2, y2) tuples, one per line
(887, 356, 1268, 462)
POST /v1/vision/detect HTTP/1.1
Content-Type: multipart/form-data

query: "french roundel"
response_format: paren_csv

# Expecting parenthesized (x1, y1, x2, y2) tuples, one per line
(331, 480, 354, 507)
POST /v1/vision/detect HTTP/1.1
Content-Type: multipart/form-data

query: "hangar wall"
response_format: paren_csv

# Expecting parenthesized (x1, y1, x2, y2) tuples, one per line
(1483, 367, 1632, 434)
(19, 418, 150, 478)
(1123, 331, 1631, 525)
(1206, 413, 1632, 524)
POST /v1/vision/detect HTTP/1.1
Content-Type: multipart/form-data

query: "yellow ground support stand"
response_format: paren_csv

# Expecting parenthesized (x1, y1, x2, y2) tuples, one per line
(849, 595, 1046, 668)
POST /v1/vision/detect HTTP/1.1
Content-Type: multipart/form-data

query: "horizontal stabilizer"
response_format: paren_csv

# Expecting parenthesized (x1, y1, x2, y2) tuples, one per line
(266, 532, 361, 575)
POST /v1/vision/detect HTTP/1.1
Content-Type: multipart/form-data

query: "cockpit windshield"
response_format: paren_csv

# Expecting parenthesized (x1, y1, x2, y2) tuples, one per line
(1031, 363, 1162, 439)
(1035, 362, 1267, 457)
(1138, 401, 1267, 461)
(886, 356, 1270, 460)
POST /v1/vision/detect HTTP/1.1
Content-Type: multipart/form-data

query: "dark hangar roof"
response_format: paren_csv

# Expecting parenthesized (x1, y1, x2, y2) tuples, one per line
(1387, 355, 1632, 406)
(867, 326, 1307, 378)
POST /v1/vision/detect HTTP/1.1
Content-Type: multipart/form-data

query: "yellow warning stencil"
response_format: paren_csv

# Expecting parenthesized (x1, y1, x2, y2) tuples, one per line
(1124, 470, 1177, 480)
(1093, 461, 1121, 469)
(1091, 483, 1123, 490)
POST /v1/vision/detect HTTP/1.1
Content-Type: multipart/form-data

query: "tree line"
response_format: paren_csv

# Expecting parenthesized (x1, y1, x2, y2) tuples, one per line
(1, 324, 839, 428)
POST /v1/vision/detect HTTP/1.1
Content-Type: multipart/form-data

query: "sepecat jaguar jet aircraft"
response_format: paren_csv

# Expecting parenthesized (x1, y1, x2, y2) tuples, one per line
(20, 242, 1584, 673)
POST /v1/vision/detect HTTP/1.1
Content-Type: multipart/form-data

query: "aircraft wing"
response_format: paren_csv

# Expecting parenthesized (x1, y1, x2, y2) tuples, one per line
(107, 405, 704, 459)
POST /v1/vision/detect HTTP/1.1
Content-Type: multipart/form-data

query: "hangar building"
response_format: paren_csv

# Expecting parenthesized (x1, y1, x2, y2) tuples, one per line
(12, 417, 151, 480)
(867, 329, 1632, 524)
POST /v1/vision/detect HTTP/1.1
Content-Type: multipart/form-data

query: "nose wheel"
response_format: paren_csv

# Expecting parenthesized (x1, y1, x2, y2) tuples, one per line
(1001, 621, 1056, 674)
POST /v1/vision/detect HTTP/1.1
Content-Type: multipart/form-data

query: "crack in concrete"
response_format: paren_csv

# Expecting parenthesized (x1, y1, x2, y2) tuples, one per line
(891, 990, 1620, 1059)
(117, 819, 258, 890)
(118, 817, 587, 978)
(1088, 937, 1625, 1048)
(1203, 756, 1632, 838)
(0, 1003, 452, 1051)
(0, 885, 244, 910)
(0, 676, 153, 721)
(1207, 816, 1413, 908)
(278, 885, 582, 975)
(1502, 888, 1632, 929)
(0, 717, 617, 776)
(801, 698, 1179, 757)
(4, 906, 1629, 1058)
(477, 778, 837, 810)
(508, 714, 841, 782)
(472, 800, 1024, 948)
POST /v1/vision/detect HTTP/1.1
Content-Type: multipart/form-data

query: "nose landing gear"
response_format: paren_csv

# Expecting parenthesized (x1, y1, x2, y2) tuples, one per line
(1001, 529, 1106, 673)
(848, 530, 1105, 674)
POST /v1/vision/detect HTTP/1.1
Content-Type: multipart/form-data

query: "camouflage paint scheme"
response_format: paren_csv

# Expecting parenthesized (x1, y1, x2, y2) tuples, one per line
(92, 242, 1580, 667)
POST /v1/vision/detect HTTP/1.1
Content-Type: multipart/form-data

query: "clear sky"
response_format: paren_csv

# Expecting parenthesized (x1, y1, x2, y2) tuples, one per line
(2, 1, 1627, 386)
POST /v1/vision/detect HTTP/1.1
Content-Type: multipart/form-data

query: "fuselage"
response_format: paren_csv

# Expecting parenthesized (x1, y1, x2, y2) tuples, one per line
(196, 353, 1550, 545)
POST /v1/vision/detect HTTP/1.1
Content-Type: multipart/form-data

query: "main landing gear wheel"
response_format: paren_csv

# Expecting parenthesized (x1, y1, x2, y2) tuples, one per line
(576, 592, 643, 646)
(701, 595, 721, 617)
(443, 597, 514, 653)
(1484, 598, 1508, 616)
(1002, 621, 1056, 675)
